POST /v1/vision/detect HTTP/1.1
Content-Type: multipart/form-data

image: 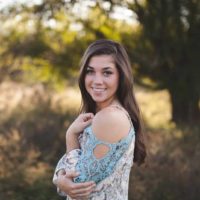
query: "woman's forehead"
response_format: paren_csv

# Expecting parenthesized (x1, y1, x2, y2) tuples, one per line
(87, 55, 116, 68)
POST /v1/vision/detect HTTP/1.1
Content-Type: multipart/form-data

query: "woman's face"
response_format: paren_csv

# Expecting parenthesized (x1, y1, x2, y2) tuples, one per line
(85, 55, 119, 110)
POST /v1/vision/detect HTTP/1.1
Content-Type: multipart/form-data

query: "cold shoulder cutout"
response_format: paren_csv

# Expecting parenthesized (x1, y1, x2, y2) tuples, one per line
(91, 106, 132, 144)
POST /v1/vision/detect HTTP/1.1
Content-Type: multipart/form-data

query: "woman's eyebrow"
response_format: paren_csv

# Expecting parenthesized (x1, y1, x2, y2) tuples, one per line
(86, 66, 114, 70)
(103, 67, 113, 70)
(86, 66, 93, 69)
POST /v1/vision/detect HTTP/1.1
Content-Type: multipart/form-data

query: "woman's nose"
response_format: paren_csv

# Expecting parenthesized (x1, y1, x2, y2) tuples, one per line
(93, 74, 103, 84)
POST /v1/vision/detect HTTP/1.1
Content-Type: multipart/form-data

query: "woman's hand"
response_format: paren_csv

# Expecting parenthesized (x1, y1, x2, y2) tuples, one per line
(66, 113, 94, 154)
(67, 113, 94, 136)
(57, 170, 96, 199)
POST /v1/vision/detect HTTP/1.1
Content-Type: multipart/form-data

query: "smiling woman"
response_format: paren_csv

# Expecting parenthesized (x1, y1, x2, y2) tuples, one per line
(53, 39, 146, 200)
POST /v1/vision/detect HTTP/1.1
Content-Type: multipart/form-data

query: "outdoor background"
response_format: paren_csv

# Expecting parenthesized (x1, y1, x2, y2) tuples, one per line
(0, 0, 200, 200)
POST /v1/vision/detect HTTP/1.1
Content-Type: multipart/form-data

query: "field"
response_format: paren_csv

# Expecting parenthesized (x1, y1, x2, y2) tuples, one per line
(0, 81, 199, 200)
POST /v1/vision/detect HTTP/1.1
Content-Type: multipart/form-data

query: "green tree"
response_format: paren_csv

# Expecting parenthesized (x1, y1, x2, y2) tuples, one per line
(127, 0, 200, 124)
(0, 0, 129, 85)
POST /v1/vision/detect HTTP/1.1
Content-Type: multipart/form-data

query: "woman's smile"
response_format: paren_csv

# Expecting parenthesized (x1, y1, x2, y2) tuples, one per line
(92, 87, 106, 92)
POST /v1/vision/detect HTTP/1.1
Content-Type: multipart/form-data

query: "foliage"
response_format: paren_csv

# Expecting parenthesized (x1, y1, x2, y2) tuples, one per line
(0, 0, 132, 89)
(0, 3, 85, 86)
(0, 83, 79, 200)
(129, 125, 200, 200)
(127, 0, 200, 123)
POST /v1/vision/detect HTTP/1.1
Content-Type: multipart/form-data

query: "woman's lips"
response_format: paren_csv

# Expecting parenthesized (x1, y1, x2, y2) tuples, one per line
(92, 87, 106, 92)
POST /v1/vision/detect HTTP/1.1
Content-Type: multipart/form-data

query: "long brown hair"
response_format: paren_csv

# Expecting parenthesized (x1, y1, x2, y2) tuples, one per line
(78, 39, 146, 165)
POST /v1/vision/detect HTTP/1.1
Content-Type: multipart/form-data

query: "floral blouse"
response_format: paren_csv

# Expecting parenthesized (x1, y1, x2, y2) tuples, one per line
(53, 107, 135, 200)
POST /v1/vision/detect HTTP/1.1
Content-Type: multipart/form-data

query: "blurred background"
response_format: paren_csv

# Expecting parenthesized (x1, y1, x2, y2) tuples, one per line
(0, 0, 199, 200)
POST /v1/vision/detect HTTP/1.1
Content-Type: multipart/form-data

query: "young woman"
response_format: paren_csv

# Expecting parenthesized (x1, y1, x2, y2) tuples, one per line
(53, 39, 146, 200)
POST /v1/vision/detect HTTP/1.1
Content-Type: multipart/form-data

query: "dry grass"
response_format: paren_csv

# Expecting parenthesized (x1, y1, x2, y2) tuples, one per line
(0, 81, 199, 200)
(135, 88, 173, 129)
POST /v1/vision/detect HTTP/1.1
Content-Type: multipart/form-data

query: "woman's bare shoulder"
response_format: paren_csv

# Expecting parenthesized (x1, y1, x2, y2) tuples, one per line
(91, 106, 131, 143)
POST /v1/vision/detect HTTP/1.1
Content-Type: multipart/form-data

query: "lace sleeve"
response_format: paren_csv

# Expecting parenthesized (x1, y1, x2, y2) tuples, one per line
(52, 149, 81, 196)
(74, 126, 135, 184)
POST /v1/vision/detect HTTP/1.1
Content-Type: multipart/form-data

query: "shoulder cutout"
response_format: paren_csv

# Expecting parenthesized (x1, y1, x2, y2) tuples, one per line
(91, 107, 131, 143)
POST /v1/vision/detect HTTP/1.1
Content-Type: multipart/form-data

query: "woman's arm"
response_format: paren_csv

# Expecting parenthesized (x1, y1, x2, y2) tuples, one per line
(53, 113, 95, 198)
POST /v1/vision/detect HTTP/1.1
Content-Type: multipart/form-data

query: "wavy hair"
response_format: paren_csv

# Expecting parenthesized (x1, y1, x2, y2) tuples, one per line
(78, 39, 146, 165)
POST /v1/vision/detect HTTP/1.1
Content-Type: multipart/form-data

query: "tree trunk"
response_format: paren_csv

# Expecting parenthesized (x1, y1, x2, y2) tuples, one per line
(169, 86, 200, 124)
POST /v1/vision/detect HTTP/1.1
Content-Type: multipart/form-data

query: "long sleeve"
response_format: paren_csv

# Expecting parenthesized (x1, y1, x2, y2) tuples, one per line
(52, 149, 81, 196)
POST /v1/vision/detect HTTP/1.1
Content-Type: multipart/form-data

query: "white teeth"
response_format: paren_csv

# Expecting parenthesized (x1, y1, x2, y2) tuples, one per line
(92, 88, 105, 92)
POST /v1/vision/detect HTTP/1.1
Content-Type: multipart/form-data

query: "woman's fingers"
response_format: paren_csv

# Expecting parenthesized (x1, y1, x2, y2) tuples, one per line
(83, 118, 93, 127)
(82, 113, 94, 122)
(65, 170, 79, 179)
(79, 113, 94, 129)
(69, 181, 96, 199)
(72, 181, 96, 190)
(65, 170, 96, 190)
(64, 170, 96, 197)
(72, 184, 96, 195)
(70, 185, 95, 199)
(68, 113, 94, 134)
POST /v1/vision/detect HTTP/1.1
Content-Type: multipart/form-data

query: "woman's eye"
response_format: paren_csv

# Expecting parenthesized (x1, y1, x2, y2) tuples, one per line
(104, 71, 113, 76)
(86, 69, 94, 74)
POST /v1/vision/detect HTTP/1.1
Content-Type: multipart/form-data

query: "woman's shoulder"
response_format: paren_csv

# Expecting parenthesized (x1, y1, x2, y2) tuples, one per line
(94, 106, 129, 123)
(91, 106, 131, 143)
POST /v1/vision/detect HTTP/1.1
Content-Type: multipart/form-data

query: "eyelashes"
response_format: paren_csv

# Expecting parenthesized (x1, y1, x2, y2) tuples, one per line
(103, 71, 113, 76)
(85, 69, 93, 74)
(85, 68, 113, 76)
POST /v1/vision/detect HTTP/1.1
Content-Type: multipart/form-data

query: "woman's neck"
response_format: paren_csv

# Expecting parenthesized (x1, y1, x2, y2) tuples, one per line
(96, 99, 122, 112)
